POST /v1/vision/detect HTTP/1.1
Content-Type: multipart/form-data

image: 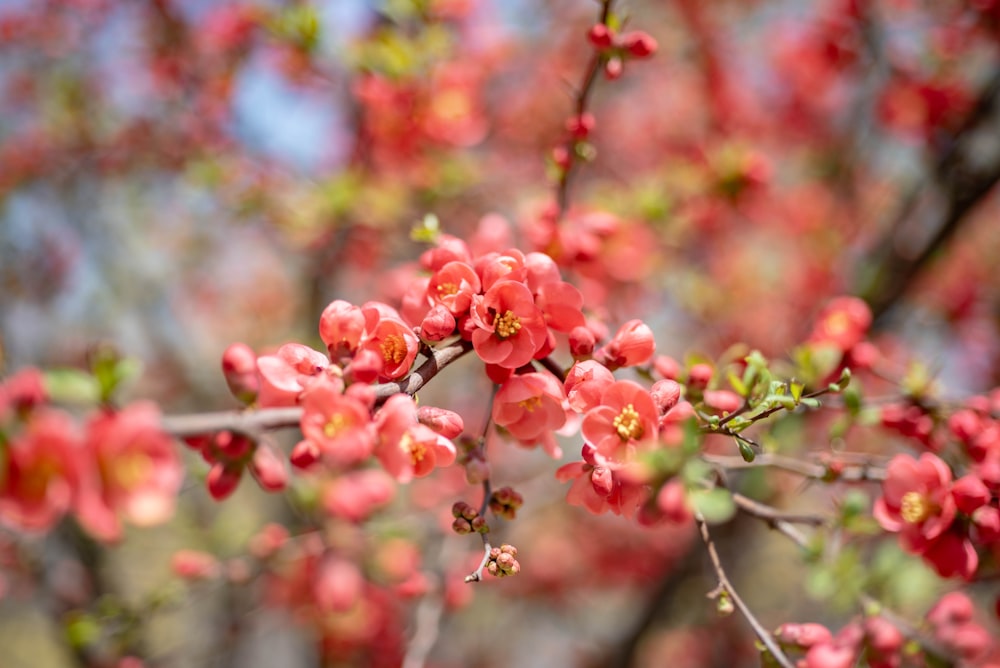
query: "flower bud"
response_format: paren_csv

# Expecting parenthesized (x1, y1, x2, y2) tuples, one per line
(622, 31, 657, 58)
(418, 405, 464, 438)
(221, 343, 259, 405)
(206, 462, 243, 500)
(171, 549, 220, 581)
(587, 23, 614, 49)
(569, 325, 596, 359)
(249, 442, 288, 492)
(420, 304, 457, 341)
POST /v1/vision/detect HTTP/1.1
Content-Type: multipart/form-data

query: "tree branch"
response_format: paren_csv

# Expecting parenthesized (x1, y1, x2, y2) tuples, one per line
(159, 340, 473, 437)
(696, 515, 795, 668)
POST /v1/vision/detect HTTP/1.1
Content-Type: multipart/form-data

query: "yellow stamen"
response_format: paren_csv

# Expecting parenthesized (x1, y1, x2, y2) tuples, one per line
(494, 310, 522, 338)
(381, 335, 407, 364)
(900, 491, 931, 524)
(518, 396, 542, 412)
(401, 433, 427, 465)
(613, 403, 643, 441)
(324, 414, 347, 438)
(436, 282, 458, 296)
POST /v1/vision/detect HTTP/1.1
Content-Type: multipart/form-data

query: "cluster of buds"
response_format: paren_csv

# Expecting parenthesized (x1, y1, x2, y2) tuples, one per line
(183, 431, 287, 500)
(488, 486, 524, 520)
(451, 501, 488, 535)
(586, 23, 658, 80)
(486, 544, 520, 578)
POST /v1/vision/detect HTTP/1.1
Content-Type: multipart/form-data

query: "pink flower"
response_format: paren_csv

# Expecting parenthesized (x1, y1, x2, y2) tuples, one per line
(595, 320, 656, 370)
(0, 367, 47, 421)
(0, 408, 81, 532)
(299, 377, 374, 467)
(322, 469, 396, 521)
(416, 405, 464, 439)
(808, 296, 872, 352)
(555, 446, 647, 518)
(581, 380, 659, 462)
(76, 402, 183, 543)
(873, 453, 957, 553)
(374, 394, 457, 482)
(358, 315, 419, 381)
(428, 261, 481, 316)
(221, 342, 259, 405)
(419, 304, 457, 341)
(319, 300, 369, 359)
(470, 280, 548, 369)
(534, 280, 586, 333)
(256, 343, 333, 407)
(474, 249, 527, 291)
(564, 360, 615, 413)
(492, 372, 568, 458)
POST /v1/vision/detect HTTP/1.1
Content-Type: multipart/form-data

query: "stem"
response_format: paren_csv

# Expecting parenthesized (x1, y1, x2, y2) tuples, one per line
(554, 0, 614, 218)
(696, 515, 795, 668)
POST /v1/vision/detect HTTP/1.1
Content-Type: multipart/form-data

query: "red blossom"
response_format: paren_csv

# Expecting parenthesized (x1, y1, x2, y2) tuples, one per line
(76, 402, 183, 543)
(374, 395, 457, 482)
(0, 408, 81, 532)
(581, 380, 659, 463)
(492, 372, 568, 458)
(470, 280, 548, 369)
(873, 452, 957, 552)
(299, 377, 374, 468)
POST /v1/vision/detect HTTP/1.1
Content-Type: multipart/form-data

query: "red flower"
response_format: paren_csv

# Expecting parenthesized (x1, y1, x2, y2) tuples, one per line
(470, 280, 548, 369)
(256, 343, 332, 407)
(0, 408, 81, 532)
(492, 372, 568, 458)
(374, 394, 457, 482)
(581, 380, 658, 463)
(76, 402, 183, 542)
(428, 261, 480, 317)
(299, 377, 374, 468)
(595, 319, 656, 370)
(874, 453, 957, 552)
(358, 314, 419, 381)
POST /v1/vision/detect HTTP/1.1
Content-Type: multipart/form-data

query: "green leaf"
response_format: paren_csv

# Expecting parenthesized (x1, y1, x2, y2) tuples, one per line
(690, 488, 735, 524)
(727, 369, 747, 397)
(64, 612, 100, 649)
(43, 369, 100, 405)
(410, 213, 441, 243)
(737, 439, 756, 463)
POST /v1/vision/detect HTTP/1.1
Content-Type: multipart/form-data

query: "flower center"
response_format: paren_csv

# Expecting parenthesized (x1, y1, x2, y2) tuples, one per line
(324, 414, 347, 438)
(613, 403, 643, 441)
(436, 282, 458, 297)
(110, 451, 152, 490)
(494, 310, 522, 338)
(380, 334, 407, 364)
(900, 491, 931, 524)
(518, 396, 542, 412)
(401, 433, 427, 465)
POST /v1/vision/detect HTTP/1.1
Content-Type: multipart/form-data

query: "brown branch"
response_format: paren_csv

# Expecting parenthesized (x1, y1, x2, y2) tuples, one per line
(159, 340, 473, 438)
(702, 452, 887, 482)
(554, 0, 613, 218)
(696, 515, 795, 668)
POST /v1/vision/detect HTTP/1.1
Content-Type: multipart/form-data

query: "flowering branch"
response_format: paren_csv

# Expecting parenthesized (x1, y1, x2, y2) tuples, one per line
(159, 340, 473, 438)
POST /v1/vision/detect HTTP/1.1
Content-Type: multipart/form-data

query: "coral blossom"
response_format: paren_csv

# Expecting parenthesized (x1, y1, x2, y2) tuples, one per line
(492, 372, 568, 458)
(76, 402, 183, 542)
(470, 280, 548, 369)
(299, 377, 374, 467)
(374, 395, 457, 482)
(581, 380, 659, 462)
(873, 453, 957, 552)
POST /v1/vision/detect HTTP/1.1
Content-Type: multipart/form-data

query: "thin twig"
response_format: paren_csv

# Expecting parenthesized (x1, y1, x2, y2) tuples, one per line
(554, 0, 614, 218)
(160, 340, 473, 437)
(696, 514, 795, 668)
(702, 452, 887, 482)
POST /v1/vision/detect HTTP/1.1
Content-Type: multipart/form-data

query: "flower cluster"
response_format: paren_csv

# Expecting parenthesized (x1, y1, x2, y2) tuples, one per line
(773, 591, 994, 667)
(0, 368, 182, 543)
(873, 453, 988, 580)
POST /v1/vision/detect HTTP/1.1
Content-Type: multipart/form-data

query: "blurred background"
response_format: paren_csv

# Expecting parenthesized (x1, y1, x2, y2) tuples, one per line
(2, 0, 1000, 666)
